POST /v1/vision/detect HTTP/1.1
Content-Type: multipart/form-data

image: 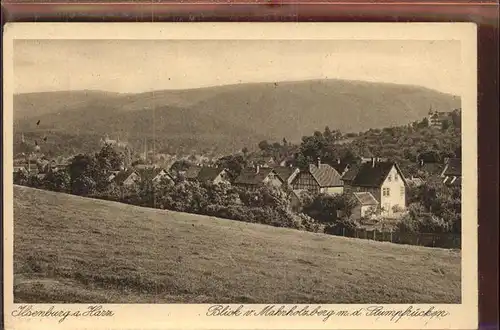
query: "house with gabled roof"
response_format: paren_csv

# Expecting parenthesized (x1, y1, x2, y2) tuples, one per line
(185, 165, 230, 185)
(324, 159, 351, 176)
(13, 165, 28, 174)
(234, 166, 283, 189)
(415, 159, 444, 178)
(406, 176, 425, 187)
(440, 158, 461, 186)
(136, 167, 174, 185)
(111, 169, 140, 187)
(246, 155, 277, 168)
(277, 156, 295, 167)
(351, 192, 379, 220)
(290, 158, 343, 195)
(13, 162, 39, 175)
(272, 166, 300, 186)
(342, 158, 407, 216)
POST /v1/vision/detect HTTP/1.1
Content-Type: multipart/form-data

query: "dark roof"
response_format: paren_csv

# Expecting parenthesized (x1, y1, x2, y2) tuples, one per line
(349, 161, 402, 188)
(136, 167, 170, 181)
(14, 163, 39, 172)
(330, 163, 350, 175)
(309, 163, 343, 187)
(196, 167, 226, 182)
(443, 176, 461, 186)
(341, 164, 359, 182)
(418, 162, 444, 175)
(13, 166, 28, 173)
(272, 166, 298, 182)
(185, 165, 225, 182)
(184, 165, 202, 180)
(113, 169, 138, 185)
(353, 192, 379, 206)
(234, 167, 280, 185)
(442, 158, 461, 177)
(321, 159, 350, 176)
(407, 177, 425, 186)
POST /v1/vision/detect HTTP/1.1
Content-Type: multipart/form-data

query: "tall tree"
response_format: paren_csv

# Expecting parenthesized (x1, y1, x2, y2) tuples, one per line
(216, 154, 247, 181)
(258, 140, 270, 152)
(68, 154, 99, 196)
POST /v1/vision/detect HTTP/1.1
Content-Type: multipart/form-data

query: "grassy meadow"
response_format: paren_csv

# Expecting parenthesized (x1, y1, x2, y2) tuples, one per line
(13, 185, 461, 303)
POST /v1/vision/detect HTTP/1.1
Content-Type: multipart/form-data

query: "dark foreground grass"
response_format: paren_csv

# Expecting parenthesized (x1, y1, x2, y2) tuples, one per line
(13, 185, 461, 303)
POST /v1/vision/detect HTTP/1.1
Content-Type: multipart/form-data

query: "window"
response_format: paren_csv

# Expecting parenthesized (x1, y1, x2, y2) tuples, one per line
(395, 174, 399, 181)
(383, 188, 390, 197)
(400, 187, 405, 196)
(387, 175, 392, 182)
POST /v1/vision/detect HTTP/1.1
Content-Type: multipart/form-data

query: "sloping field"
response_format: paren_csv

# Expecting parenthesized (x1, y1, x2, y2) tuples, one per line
(13, 185, 461, 303)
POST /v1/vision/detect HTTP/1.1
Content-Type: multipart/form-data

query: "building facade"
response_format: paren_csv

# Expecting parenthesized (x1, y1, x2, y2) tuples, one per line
(342, 160, 406, 216)
(234, 166, 283, 189)
(291, 161, 343, 195)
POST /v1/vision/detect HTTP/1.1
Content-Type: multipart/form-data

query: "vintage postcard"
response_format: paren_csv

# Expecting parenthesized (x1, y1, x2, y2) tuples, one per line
(3, 23, 477, 329)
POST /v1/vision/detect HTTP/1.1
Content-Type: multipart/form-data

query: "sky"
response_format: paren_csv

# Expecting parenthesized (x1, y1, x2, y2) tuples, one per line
(14, 39, 461, 95)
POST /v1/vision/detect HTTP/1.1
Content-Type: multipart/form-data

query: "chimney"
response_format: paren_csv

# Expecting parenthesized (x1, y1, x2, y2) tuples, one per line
(256, 165, 260, 174)
(317, 157, 321, 167)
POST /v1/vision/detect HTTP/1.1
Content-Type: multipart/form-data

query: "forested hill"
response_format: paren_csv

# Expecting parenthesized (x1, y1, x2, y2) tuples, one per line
(14, 79, 460, 156)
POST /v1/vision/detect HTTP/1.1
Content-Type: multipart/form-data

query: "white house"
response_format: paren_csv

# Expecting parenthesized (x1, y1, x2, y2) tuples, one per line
(351, 192, 379, 220)
(342, 159, 407, 216)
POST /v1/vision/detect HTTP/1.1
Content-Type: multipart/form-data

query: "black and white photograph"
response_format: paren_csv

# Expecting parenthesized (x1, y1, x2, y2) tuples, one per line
(3, 23, 478, 330)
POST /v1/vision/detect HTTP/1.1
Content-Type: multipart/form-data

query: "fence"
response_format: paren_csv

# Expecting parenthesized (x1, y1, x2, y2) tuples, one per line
(328, 227, 461, 249)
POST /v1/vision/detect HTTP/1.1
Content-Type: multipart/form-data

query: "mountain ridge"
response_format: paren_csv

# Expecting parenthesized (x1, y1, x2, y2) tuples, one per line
(14, 79, 461, 156)
(15, 78, 460, 97)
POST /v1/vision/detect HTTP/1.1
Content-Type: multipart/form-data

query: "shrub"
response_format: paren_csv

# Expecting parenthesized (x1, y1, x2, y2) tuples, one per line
(27, 174, 45, 189)
(13, 170, 29, 186)
(398, 203, 452, 233)
(293, 213, 323, 233)
(392, 205, 405, 213)
(303, 193, 357, 224)
(43, 170, 70, 193)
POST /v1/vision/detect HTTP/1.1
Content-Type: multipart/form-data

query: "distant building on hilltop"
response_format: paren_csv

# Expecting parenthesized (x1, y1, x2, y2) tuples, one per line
(100, 134, 128, 149)
(427, 107, 451, 128)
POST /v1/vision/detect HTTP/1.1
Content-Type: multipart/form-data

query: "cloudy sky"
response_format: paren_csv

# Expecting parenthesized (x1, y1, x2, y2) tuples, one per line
(14, 39, 461, 95)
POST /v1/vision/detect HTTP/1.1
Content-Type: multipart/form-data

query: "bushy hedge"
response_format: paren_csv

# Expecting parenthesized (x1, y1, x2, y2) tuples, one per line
(16, 165, 320, 232)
